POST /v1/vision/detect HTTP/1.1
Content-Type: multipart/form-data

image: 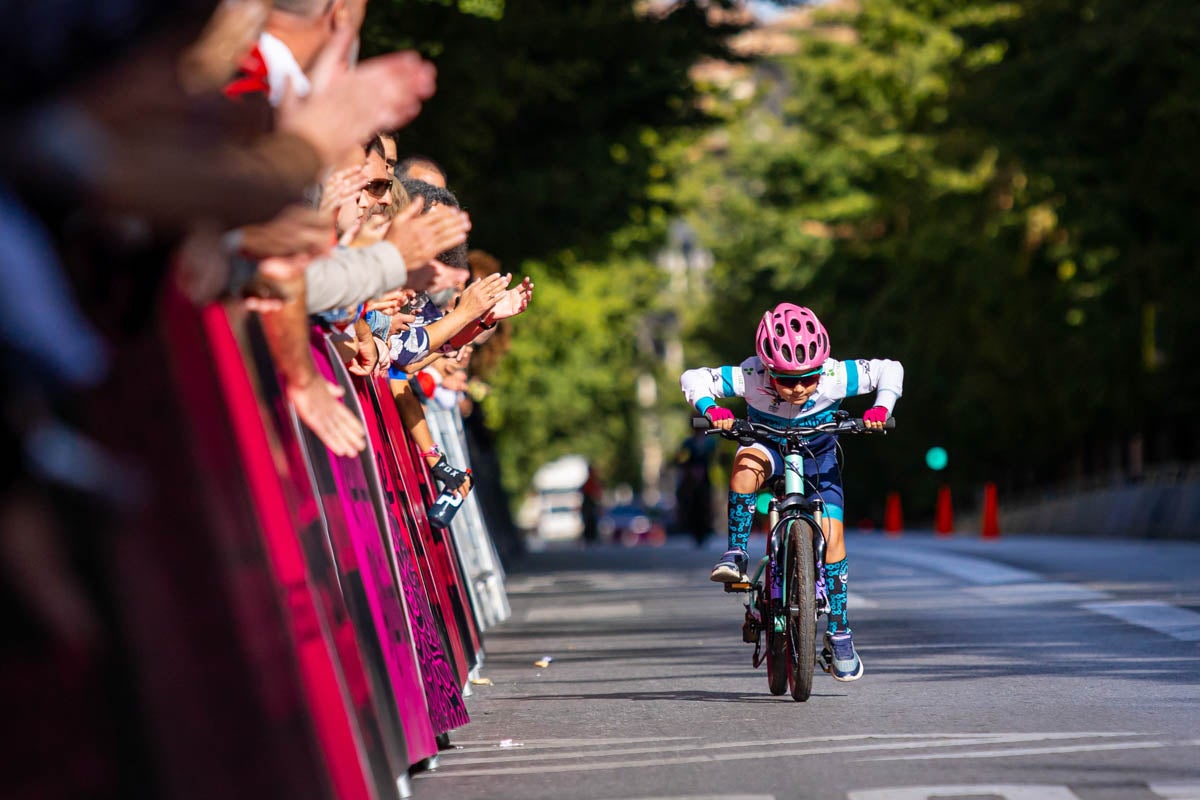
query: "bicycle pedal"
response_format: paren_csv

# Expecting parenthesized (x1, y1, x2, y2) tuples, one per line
(724, 580, 752, 593)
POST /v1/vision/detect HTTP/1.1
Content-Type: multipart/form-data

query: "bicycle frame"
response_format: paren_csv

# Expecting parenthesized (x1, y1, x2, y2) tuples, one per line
(739, 441, 828, 664)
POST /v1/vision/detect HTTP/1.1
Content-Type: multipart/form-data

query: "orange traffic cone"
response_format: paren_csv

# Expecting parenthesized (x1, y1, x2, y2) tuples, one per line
(884, 492, 903, 536)
(981, 482, 1000, 539)
(935, 484, 954, 536)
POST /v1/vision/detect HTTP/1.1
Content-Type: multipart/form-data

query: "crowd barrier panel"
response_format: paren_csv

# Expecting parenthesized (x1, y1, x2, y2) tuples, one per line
(422, 399, 511, 630)
(398, 428, 486, 680)
(53, 290, 499, 799)
(355, 373, 471, 736)
(296, 331, 440, 790)
(112, 291, 348, 800)
(172, 295, 373, 799)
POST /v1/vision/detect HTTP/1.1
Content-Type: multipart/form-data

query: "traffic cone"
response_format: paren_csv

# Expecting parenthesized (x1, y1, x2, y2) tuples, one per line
(935, 484, 954, 536)
(883, 492, 903, 536)
(981, 482, 1000, 539)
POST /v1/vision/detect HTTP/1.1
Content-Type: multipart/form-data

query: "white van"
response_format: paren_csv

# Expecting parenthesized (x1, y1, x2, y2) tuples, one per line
(527, 455, 589, 541)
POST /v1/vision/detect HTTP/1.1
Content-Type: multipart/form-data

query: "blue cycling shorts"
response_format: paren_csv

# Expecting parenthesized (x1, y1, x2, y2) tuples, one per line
(736, 441, 844, 522)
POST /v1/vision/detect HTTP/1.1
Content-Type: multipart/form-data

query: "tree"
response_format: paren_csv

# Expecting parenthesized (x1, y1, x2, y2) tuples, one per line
(361, 1, 749, 496)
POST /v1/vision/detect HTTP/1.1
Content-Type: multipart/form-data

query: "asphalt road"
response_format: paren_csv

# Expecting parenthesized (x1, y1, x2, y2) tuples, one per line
(415, 532, 1200, 800)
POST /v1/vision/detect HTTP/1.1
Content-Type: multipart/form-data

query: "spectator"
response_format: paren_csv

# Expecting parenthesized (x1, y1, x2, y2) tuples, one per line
(674, 424, 718, 547)
(398, 155, 449, 189)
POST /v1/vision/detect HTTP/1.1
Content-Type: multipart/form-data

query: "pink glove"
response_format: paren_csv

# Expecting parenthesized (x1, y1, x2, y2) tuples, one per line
(863, 406, 889, 424)
(706, 406, 734, 423)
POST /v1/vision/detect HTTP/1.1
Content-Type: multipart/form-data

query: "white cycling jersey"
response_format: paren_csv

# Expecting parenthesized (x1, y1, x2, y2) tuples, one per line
(680, 356, 903, 440)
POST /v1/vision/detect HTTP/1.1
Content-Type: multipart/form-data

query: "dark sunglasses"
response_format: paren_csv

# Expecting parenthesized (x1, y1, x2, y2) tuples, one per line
(365, 179, 392, 198)
(769, 368, 822, 388)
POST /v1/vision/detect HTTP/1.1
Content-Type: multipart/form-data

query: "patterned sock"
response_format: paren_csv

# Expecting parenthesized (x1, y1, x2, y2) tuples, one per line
(824, 558, 850, 635)
(726, 491, 756, 552)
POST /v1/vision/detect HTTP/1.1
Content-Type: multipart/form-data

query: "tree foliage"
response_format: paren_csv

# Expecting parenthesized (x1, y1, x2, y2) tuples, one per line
(362, 1, 744, 495)
(671, 0, 1200, 520)
(363, 0, 744, 267)
(362, 0, 1200, 516)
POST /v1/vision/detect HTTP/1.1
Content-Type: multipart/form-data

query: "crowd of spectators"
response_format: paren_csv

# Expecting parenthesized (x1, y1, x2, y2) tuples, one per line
(1, 1, 531, 792)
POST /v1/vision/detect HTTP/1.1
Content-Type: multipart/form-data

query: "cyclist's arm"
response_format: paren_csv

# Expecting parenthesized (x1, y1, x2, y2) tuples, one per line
(838, 358, 904, 416)
(680, 365, 746, 416)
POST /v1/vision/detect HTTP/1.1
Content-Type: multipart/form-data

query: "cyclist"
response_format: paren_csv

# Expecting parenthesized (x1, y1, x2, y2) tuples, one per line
(679, 303, 903, 681)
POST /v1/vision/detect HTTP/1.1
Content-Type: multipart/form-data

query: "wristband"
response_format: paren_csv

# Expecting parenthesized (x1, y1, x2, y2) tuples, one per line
(478, 317, 497, 331)
(420, 445, 442, 459)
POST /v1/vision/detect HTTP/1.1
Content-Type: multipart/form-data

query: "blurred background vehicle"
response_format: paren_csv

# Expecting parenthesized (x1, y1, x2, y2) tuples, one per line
(599, 501, 667, 547)
(519, 454, 589, 545)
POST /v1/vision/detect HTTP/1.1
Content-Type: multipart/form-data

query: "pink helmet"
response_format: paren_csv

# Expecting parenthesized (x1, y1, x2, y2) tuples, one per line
(755, 303, 830, 372)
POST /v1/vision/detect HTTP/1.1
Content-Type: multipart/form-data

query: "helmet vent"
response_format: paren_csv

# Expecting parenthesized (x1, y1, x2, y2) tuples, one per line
(774, 323, 785, 337)
(781, 344, 793, 362)
(761, 337, 772, 354)
(789, 318, 801, 333)
(806, 320, 816, 334)
(808, 342, 817, 360)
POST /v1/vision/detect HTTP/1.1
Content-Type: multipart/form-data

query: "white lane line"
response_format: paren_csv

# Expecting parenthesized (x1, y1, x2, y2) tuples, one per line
(448, 736, 700, 753)
(525, 601, 643, 622)
(848, 591, 878, 609)
(966, 582, 1112, 605)
(597, 796, 774, 800)
(865, 548, 1038, 585)
(1081, 601, 1200, 641)
(439, 733, 980, 768)
(1150, 781, 1200, 799)
(859, 738, 1197, 763)
(849, 786, 1082, 800)
(426, 733, 1142, 777)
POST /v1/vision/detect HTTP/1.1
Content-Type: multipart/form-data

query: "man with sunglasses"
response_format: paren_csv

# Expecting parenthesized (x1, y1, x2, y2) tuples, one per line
(680, 303, 903, 682)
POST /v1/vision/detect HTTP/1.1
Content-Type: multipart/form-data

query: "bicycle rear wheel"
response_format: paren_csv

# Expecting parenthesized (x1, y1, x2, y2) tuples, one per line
(786, 518, 818, 702)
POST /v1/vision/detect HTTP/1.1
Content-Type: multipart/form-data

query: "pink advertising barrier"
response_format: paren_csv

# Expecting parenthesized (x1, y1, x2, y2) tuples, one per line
(355, 373, 471, 735)
(170, 294, 372, 800)
(303, 332, 445, 766)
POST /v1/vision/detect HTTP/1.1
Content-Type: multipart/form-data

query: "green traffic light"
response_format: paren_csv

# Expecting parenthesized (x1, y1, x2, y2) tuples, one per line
(925, 446, 948, 471)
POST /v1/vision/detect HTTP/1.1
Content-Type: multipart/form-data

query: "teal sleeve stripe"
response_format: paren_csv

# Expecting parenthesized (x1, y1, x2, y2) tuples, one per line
(844, 360, 859, 396)
(695, 397, 716, 415)
(719, 366, 735, 396)
(824, 504, 845, 522)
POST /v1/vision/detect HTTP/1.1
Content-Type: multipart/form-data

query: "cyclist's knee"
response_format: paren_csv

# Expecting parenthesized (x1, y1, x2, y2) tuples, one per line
(729, 465, 765, 493)
(730, 452, 769, 493)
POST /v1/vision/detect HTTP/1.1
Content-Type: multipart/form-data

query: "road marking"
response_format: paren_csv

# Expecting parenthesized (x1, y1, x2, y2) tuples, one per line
(425, 732, 1144, 776)
(866, 548, 1039, 585)
(848, 785, 1082, 800)
(859, 738, 1196, 762)
(597, 796, 774, 800)
(1081, 601, 1200, 641)
(525, 601, 643, 622)
(447, 736, 700, 753)
(966, 581, 1111, 604)
(1150, 782, 1200, 799)
(437, 733, 996, 768)
(848, 591, 878, 609)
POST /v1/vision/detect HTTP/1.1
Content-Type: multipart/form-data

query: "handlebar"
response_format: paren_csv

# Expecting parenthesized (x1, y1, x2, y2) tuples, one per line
(691, 412, 894, 446)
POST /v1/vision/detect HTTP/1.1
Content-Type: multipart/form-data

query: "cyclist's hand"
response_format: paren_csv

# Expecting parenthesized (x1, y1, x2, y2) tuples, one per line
(863, 406, 889, 430)
(431, 456, 473, 499)
(706, 406, 735, 430)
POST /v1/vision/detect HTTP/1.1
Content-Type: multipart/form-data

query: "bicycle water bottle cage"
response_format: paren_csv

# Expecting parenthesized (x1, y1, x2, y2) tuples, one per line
(777, 494, 814, 517)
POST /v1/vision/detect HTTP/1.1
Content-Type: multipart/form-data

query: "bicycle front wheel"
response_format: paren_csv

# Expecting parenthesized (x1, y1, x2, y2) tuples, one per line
(764, 556, 788, 696)
(786, 517, 818, 702)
